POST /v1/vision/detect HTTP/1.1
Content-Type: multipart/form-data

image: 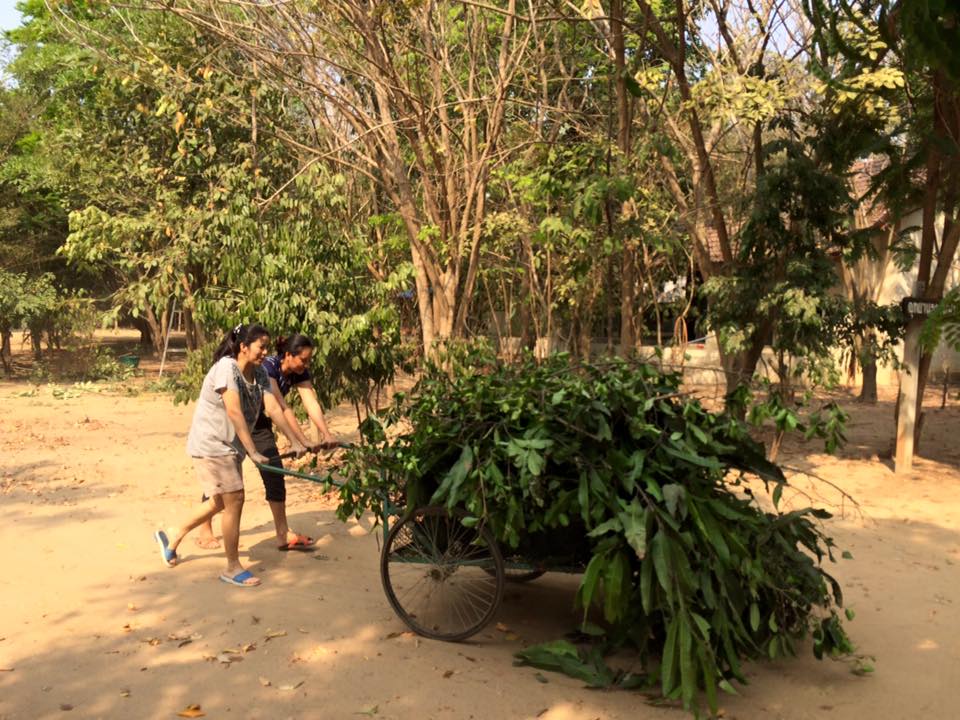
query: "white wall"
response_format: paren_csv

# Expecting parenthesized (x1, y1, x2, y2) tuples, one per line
(877, 208, 960, 385)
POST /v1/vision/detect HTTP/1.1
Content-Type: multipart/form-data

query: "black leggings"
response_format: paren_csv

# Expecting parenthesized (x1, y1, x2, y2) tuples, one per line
(201, 424, 286, 505)
(252, 424, 286, 503)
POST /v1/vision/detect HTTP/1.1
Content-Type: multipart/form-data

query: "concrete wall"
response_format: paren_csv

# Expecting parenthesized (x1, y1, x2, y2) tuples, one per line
(875, 208, 960, 385)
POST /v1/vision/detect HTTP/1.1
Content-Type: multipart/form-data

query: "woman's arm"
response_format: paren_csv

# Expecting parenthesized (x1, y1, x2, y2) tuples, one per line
(296, 382, 336, 446)
(263, 390, 307, 455)
(267, 377, 313, 447)
(221, 389, 268, 463)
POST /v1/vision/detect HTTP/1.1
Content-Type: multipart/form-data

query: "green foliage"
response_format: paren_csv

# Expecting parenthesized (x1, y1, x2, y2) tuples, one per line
(921, 287, 960, 353)
(703, 137, 872, 392)
(741, 379, 850, 455)
(335, 355, 856, 715)
(168, 341, 219, 405)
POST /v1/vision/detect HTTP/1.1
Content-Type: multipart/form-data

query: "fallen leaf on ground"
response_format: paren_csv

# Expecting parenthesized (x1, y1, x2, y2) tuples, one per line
(0, 668, 13, 672)
(534, 672, 549, 683)
(119, 689, 130, 698)
(221, 646, 243, 654)
(177, 639, 193, 648)
(495, 622, 510, 632)
(126, 603, 138, 612)
(242, 643, 256, 653)
(505, 632, 520, 641)
(216, 653, 242, 664)
(298, 627, 309, 634)
(355, 706, 379, 716)
(251, 616, 260, 625)
(442, 670, 454, 678)
(59, 704, 73, 711)
(176, 705, 206, 718)
(258, 676, 271, 687)
(277, 680, 304, 691)
(264, 630, 287, 641)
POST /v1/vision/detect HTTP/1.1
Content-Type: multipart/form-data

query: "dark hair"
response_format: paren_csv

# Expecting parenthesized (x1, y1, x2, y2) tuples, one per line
(213, 323, 270, 362)
(276, 333, 314, 358)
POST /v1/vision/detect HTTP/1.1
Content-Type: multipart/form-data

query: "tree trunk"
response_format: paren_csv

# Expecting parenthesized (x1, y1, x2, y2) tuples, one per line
(605, 256, 616, 354)
(859, 355, 878, 404)
(29, 325, 43, 361)
(131, 316, 154, 348)
(183, 307, 205, 351)
(611, 0, 636, 356)
(913, 350, 934, 451)
(142, 306, 165, 356)
(1, 330, 11, 374)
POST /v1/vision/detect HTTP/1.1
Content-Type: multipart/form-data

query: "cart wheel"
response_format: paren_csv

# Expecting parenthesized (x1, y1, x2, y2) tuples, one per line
(380, 506, 504, 642)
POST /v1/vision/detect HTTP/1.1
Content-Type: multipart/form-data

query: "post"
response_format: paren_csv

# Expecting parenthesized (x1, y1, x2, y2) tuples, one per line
(895, 317, 921, 474)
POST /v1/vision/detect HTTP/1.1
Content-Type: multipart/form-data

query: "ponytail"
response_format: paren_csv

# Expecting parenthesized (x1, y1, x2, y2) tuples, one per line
(276, 332, 314, 358)
(213, 323, 270, 362)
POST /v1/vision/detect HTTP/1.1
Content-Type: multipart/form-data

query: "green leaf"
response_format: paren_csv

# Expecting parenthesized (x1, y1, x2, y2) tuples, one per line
(661, 617, 680, 696)
(772, 482, 784, 509)
(587, 517, 623, 537)
(640, 555, 654, 614)
(602, 551, 629, 622)
(430, 444, 473, 508)
(662, 484, 686, 518)
(661, 444, 722, 470)
(577, 552, 605, 617)
(618, 500, 647, 559)
(679, 617, 696, 709)
(718, 679, 738, 695)
(651, 531, 672, 595)
(749, 602, 760, 632)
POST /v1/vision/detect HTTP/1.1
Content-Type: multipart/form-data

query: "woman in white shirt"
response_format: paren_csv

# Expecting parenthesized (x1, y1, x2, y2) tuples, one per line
(153, 323, 306, 587)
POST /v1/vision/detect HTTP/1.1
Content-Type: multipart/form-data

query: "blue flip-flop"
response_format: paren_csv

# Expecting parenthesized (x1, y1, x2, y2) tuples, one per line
(219, 570, 261, 587)
(154, 530, 178, 568)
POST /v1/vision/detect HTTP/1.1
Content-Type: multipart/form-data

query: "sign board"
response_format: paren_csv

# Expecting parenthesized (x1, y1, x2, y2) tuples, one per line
(900, 296, 940, 319)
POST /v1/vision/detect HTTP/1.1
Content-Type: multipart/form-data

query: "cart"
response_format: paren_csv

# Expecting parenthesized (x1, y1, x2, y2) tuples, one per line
(257, 449, 574, 642)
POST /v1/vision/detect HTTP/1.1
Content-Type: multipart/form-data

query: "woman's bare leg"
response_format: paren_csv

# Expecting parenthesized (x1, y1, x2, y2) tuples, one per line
(220, 489, 248, 575)
(168, 496, 225, 553)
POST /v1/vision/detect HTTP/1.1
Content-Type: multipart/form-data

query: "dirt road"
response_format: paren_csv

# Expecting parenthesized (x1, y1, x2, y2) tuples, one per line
(1, 378, 959, 719)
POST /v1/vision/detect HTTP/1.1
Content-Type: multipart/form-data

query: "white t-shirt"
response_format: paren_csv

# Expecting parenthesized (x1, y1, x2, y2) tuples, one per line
(186, 357, 272, 458)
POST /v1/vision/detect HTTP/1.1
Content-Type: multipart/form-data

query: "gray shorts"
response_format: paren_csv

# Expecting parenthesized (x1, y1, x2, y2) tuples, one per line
(192, 455, 244, 497)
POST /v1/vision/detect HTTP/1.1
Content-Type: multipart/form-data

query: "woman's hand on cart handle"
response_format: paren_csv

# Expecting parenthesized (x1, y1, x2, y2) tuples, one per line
(290, 441, 309, 458)
(309, 439, 343, 452)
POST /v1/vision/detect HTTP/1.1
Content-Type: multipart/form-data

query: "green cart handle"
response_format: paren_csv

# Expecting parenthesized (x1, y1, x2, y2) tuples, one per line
(252, 443, 397, 541)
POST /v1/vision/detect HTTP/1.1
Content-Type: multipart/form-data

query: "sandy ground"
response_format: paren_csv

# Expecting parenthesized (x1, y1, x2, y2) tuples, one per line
(1, 341, 959, 719)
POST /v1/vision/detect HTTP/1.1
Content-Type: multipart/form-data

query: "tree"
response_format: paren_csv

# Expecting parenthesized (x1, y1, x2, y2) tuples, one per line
(142, 0, 549, 356)
(807, 0, 960, 468)
(628, 0, 827, 392)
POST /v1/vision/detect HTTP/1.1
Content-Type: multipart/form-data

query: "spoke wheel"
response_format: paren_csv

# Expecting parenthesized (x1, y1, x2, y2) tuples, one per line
(380, 506, 504, 642)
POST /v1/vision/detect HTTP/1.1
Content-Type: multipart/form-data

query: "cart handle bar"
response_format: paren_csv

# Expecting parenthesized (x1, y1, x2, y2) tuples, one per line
(274, 442, 352, 461)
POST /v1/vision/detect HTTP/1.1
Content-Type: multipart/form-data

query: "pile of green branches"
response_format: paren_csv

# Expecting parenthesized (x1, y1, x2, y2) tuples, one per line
(335, 354, 856, 715)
